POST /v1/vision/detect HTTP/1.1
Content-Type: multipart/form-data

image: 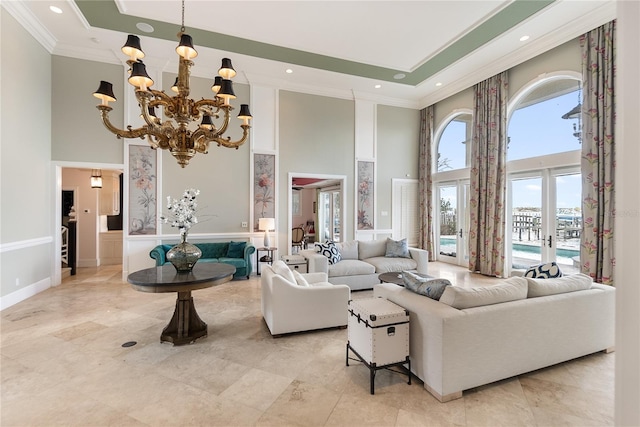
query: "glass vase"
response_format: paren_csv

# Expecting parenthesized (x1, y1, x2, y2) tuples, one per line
(166, 231, 202, 273)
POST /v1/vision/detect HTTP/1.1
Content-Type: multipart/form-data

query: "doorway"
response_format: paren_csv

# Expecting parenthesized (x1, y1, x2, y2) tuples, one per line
(507, 168, 581, 274)
(53, 163, 124, 285)
(287, 173, 346, 255)
(436, 180, 470, 266)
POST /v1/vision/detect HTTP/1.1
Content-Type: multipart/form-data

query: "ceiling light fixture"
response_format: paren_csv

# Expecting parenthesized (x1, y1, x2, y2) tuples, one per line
(519, 35, 530, 42)
(285, 68, 293, 74)
(393, 73, 406, 80)
(49, 6, 62, 14)
(374, 84, 381, 89)
(136, 22, 155, 33)
(435, 82, 443, 87)
(90, 169, 103, 189)
(93, 0, 252, 168)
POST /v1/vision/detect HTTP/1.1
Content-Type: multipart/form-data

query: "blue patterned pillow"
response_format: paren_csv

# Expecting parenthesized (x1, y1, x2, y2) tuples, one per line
(385, 238, 410, 258)
(226, 241, 246, 258)
(315, 241, 341, 265)
(402, 271, 451, 300)
(524, 262, 562, 279)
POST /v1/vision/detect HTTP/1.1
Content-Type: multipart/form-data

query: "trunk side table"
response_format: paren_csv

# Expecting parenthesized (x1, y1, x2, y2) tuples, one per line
(346, 297, 411, 394)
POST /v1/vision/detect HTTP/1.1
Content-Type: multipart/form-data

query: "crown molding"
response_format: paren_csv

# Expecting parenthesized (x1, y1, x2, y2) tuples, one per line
(245, 73, 419, 109)
(52, 42, 122, 65)
(418, 1, 616, 108)
(2, 1, 56, 53)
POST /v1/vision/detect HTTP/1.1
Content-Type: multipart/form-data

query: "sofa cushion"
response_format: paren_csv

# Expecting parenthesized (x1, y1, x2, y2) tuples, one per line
(328, 259, 375, 277)
(365, 256, 417, 274)
(402, 271, 451, 300)
(197, 243, 228, 259)
(524, 261, 562, 279)
(292, 270, 310, 287)
(273, 260, 296, 284)
(358, 240, 387, 259)
(226, 241, 246, 258)
(439, 277, 528, 309)
(385, 238, 410, 258)
(217, 257, 246, 269)
(337, 240, 359, 260)
(315, 241, 341, 265)
(526, 273, 592, 298)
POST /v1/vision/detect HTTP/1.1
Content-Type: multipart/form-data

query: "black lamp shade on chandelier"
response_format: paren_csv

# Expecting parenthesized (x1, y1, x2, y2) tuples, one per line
(93, 4, 252, 168)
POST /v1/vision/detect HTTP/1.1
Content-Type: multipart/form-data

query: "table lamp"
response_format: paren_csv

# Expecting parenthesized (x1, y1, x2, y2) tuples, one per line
(258, 217, 275, 248)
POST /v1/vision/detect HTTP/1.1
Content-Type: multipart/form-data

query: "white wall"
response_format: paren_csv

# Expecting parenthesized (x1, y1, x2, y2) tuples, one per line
(0, 9, 53, 305)
(615, 2, 640, 425)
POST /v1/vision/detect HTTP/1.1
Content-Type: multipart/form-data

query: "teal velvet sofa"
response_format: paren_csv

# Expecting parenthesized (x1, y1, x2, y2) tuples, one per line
(150, 241, 256, 279)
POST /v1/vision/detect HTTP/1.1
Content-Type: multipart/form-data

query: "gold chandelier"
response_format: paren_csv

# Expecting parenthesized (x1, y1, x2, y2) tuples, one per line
(93, 0, 252, 167)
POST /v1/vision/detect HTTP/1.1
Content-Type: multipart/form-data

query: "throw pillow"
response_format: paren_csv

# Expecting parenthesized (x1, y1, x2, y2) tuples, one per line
(315, 241, 341, 265)
(524, 261, 562, 279)
(402, 271, 450, 300)
(292, 270, 310, 287)
(226, 241, 246, 258)
(272, 260, 296, 284)
(526, 273, 592, 298)
(439, 277, 528, 309)
(385, 238, 410, 258)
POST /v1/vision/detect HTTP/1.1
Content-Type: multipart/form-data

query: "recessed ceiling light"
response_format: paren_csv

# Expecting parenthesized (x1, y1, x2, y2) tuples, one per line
(393, 73, 406, 80)
(91, 37, 101, 44)
(136, 22, 155, 33)
(519, 35, 530, 42)
(49, 6, 62, 14)
(374, 84, 382, 89)
(285, 68, 293, 74)
(435, 82, 443, 87)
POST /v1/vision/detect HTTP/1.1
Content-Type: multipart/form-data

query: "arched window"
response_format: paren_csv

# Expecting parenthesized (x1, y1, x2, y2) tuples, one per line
(508, 79, 582, 161)
(436, 112, 472, 171)
(506, 75, 582, 275)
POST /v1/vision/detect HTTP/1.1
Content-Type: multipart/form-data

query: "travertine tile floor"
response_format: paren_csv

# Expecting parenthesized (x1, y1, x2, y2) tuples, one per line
(1, 262, 614, 426)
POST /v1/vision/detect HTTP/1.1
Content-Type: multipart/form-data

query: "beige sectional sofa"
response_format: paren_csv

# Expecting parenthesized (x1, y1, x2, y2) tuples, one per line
(374, 274, 615, 402)
(300, 239, 429, 290)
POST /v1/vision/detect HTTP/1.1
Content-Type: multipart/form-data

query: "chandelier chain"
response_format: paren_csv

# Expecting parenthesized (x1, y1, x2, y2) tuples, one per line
(180, 0, 185, 33)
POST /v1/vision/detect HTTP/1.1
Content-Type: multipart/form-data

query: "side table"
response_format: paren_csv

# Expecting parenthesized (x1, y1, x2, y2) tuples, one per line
(346, 297, 411, 394)
(256, 247, 277, 275)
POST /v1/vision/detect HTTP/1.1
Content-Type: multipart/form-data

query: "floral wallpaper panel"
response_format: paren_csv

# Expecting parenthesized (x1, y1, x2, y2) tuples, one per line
(129, 145, 157, 235)
(254, 153, 275, 231)
(357, 161, 374, 230)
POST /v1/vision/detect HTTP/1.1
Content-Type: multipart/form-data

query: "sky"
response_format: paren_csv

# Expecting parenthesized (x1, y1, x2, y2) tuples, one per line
(438, 89, 582, 211)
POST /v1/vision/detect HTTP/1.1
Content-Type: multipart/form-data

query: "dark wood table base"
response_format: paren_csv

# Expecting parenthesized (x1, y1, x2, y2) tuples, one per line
(161, 291, 208, 345)
(127, 264, 236, 347)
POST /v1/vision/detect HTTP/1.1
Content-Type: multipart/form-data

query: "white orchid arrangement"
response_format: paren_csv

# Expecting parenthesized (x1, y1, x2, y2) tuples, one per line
(160, 188, 200, 235)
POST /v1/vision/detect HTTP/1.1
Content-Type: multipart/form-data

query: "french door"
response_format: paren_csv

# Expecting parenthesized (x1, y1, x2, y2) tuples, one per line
(436, 180, 469, 266)
(318, 189, 341, 242)
(508, 168, 581, 274)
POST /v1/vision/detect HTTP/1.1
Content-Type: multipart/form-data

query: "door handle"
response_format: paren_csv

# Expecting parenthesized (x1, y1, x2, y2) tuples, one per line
(459, 229, 463, 238)
(547, 235, 552, 248)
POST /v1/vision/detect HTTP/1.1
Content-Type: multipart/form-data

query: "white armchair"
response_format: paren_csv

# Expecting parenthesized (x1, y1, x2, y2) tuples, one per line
(261, 261, 351, 336)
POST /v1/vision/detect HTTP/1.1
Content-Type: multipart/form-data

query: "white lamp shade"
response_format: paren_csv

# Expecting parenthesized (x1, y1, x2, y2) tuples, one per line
(259, 217, 275, 248)
(258, 218, 275, 231)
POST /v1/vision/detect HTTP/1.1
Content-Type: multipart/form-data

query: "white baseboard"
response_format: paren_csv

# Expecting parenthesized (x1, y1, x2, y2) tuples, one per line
(0, 277, 52, 311)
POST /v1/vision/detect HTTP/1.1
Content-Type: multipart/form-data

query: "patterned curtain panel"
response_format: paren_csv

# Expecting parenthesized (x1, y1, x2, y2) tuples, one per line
(418, 106, 435, 261)
(580, 21, 616, 285)
(469, 72, 508, 276)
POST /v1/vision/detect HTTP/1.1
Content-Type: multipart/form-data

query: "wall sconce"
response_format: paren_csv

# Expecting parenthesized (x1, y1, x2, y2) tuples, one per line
(91, 169, 103, 188)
